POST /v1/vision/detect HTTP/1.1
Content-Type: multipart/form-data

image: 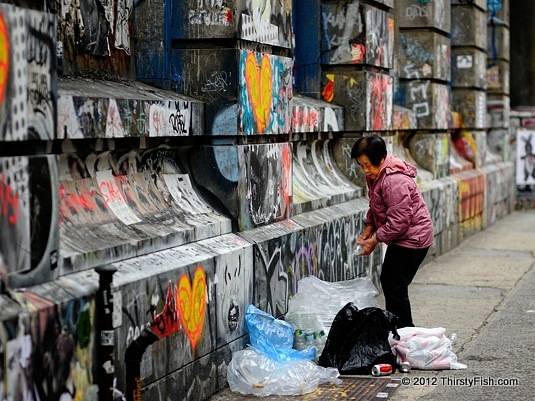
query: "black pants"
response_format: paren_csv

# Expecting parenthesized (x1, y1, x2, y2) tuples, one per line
(380, 244, 430, 329)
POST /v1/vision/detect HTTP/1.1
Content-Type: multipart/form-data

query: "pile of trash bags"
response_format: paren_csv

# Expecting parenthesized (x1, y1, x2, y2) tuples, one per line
(284, 276, 379, 360)
(227, 304, 342, 396)
(227, 275, 466, 396)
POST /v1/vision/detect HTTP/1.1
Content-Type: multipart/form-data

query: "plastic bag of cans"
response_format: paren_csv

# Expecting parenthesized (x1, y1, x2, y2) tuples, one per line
(389, 327, 467, 370)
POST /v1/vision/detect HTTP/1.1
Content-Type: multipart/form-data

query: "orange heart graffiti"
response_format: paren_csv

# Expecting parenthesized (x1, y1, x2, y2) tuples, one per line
(0, 14, 9, 105)
(245, 52, 273, 133)
(177, 266, 207, 349)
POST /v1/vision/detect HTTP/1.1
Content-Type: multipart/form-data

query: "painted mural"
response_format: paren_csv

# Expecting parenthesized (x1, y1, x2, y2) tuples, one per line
(238, 50, 293, 135)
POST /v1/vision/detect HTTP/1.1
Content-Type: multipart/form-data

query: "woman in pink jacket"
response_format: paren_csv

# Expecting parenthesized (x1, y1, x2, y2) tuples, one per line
(351, 135, 434, 328)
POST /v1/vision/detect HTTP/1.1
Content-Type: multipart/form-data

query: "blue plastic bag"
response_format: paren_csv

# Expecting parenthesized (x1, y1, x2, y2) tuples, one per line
(245, 305, 316, 363)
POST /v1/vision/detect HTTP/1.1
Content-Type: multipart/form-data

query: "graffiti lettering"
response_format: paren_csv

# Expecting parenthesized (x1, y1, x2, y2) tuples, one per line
(115, 0, 133, 55)
(27, 16, 54, 67)
(0, 173, 19, 224)
(322, 3, 363, 64)
(405, 5, 428, 20)
(29, 72, 50, 108)
(106, 100, 125, 138)
(188, 8, 232, 26)
(414, 102, 430, 117)
(201, 70, 231, 98)
(347, 82, 363, 123)
(169, 109, 187, 135)
(136, 107, 146, 134)
(403, 62, 420, 79)
(99, 178, 127, 206)
(58, 183, 97, 219)
(151, 110, 164, 136)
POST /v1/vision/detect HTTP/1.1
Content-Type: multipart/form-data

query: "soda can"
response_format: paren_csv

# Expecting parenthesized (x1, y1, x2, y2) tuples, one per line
(399, 359, 411, 373)
(371, 364, 393, 376)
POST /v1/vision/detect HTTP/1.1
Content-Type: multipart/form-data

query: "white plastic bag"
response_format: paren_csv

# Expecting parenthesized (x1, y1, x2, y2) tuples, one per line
(227, 347, 342, 396)
(389, 327, 467, 370)
(284, 276, 379, 358)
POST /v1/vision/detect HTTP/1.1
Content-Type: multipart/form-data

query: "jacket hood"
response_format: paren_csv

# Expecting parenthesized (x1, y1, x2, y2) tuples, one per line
(379, 155, 418, 179)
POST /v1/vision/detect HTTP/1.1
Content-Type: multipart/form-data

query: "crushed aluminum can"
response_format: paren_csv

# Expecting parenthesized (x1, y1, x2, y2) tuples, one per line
(371, 363, 393, 376)
(400, 359, 411, 373)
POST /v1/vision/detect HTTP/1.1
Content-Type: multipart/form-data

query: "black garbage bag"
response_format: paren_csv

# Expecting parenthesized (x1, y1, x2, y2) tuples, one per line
(318, 302, 400, 375)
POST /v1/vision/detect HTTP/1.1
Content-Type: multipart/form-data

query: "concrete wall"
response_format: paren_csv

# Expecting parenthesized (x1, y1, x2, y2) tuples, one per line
(0, 2, 517, 401)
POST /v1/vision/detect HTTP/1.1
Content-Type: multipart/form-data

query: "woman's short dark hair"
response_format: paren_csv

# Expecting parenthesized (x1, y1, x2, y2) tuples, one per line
(351, 135, 387, 166)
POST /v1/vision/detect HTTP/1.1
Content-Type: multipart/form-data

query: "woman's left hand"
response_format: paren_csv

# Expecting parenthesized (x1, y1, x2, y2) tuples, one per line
(357, 236, 379, 256)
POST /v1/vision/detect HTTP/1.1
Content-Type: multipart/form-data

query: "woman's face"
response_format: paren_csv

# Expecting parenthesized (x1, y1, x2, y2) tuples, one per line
(356, 154, 384, 180)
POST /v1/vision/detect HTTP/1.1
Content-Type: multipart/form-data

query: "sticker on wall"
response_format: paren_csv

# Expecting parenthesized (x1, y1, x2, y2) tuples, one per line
(516, 129, 535, 185)
(457, 55, 473, 69)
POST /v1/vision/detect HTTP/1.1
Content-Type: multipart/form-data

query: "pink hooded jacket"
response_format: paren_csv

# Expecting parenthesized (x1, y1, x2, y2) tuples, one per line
(364, 155, 434, 249)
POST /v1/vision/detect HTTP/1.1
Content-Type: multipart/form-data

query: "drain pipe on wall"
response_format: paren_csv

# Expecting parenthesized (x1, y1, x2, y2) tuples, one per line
(95, 265, 117, 401)
(125, 324, 159, 401)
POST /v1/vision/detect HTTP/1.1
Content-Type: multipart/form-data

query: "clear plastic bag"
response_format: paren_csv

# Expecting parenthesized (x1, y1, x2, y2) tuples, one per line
(245, 304, 316, 363)
(389, 327, 467, 370)
(227, 347, 342, 396)
(284, 276, 379, 358)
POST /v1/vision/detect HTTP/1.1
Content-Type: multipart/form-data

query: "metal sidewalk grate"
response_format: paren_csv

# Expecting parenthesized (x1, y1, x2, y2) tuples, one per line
(221, 376, 401, 400)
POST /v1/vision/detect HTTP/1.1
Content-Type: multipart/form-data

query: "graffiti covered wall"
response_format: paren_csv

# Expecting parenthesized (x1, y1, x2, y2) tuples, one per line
(0, 5, 57, 141)
(0, 156, 59, 288)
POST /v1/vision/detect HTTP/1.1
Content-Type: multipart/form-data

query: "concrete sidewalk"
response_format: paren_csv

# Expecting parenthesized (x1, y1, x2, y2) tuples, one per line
(389, 209, 535, 400)
(210, 210, 535, 401)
